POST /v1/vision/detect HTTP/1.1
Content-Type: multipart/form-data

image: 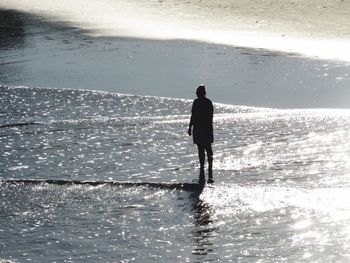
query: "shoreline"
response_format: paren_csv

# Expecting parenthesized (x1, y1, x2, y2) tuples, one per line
(1, 9, 350, 108)
(5, 85, 350, 113)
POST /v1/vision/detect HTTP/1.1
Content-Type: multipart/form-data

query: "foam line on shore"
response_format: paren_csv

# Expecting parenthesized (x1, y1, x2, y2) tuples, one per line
(0, 179, 205, 191)
(0, 122, 39, 129)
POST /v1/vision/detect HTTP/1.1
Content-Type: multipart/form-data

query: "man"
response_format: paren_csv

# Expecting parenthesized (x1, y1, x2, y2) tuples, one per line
(188, 85, 214, 183)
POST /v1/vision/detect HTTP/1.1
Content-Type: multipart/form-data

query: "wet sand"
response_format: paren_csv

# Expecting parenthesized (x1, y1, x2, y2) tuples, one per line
(1, 9, 350, 108)
(149, 0, 350, 38)
(1, 0, 350, 60)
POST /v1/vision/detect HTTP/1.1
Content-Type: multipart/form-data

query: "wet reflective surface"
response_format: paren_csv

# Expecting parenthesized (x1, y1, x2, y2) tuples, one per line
(1, 86, 350, 262)
(1, 9, 350, 109)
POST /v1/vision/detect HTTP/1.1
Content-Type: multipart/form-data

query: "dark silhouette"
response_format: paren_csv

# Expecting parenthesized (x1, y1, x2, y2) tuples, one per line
(188, 85, 214, 183)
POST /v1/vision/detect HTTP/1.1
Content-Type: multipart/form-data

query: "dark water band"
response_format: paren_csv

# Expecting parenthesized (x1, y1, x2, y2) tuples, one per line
(0, 122, 39, 128)
(0, 179, 205, 191)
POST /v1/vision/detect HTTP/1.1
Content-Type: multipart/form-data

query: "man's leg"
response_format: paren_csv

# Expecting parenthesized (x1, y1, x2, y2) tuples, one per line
(197, 144, 205, 177)
(205, 144, 214, 182)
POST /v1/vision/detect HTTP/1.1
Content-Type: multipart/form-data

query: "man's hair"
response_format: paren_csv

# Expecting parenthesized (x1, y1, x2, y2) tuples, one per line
(196, 85, 206, 97)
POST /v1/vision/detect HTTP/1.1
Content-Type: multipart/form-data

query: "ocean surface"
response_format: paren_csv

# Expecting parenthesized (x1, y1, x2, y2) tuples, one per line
(2, 86, 350, 262)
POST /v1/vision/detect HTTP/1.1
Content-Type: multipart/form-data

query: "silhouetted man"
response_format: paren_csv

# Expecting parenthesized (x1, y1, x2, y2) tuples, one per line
(188, 85, 214, 183)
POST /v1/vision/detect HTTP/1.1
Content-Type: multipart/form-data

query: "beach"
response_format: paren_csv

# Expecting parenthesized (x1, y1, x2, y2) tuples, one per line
(2, 0, 350, 60)
(1, 1, 350, 262)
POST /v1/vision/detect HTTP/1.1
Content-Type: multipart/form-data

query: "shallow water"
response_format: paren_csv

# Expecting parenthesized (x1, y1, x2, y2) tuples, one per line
(2, 86, 350, 262)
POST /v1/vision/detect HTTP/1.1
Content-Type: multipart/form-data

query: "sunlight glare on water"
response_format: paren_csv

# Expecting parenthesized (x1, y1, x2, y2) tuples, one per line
(200, 183, 350, 261)
(2, 86, 350, 261)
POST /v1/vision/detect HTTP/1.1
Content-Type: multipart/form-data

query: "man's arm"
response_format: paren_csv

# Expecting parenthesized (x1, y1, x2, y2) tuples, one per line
(188, 113, 193, 136)
(210, 100, 214, 124)
(188, 101, 195, 136)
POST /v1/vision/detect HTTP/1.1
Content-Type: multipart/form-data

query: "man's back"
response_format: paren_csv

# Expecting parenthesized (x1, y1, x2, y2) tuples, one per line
(191, 97, 213, 129)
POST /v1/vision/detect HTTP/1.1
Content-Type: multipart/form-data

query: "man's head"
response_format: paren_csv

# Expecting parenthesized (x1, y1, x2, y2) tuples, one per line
(196, 85, 206, 98)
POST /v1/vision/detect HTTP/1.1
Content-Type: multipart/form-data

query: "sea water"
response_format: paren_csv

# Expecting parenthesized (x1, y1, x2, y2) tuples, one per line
(2, 86, 350, 262)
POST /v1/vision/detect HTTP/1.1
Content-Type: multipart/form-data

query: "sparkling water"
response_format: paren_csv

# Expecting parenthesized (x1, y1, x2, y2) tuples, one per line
(1, 86, 350, 262)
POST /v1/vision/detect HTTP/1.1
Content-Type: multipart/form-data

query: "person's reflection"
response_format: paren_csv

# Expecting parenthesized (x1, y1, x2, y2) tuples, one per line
(190, 188, 217, 262)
